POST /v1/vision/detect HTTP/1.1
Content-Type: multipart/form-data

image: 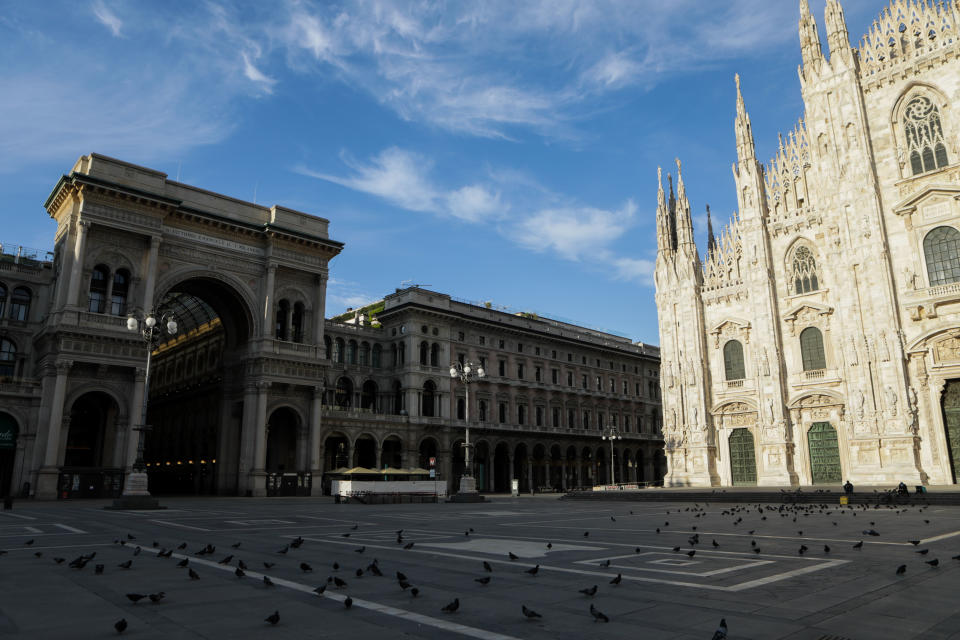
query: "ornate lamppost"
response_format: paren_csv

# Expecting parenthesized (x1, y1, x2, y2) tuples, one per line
(602, 427, 622, 487)
(449, 361, 485, 501)
(110, 310, 177, 509)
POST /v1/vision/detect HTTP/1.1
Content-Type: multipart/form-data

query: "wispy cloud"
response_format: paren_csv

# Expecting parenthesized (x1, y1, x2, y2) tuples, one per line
(91, 0, 122, 37)
(513, 200, 637, 262)
(241, 52, 276, 93)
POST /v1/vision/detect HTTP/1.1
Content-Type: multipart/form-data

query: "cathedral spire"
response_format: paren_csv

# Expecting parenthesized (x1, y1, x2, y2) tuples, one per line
(655, 167, 673, 256)
(674, 158, 695, 249)
(824, 0, 853, 67)
(734, 74, 757, 166)
(706, 204, 717, 257)
(668, 172, 678, 250)
(799, 0, 824, 78)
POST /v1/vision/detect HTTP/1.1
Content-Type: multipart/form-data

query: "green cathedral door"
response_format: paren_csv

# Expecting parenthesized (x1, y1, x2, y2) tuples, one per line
(942, 381, 960, 483)
(729, 428, 757, 486)
(807, 422, 842, 484)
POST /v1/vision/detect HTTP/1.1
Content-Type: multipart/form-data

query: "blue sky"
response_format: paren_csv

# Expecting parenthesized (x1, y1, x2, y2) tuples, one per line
(0, 1, 882, 344)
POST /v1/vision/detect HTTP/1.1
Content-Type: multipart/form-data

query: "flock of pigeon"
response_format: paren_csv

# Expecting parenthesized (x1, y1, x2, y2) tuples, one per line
(4, 494, 950, 638)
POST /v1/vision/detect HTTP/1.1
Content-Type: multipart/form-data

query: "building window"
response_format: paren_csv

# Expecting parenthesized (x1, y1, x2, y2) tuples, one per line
(479, 356, 486, 370)
(568, 408, 575, 428)
(535, 366, 541, 382)
(347, 340, 357, 365)
(598, 413, 604, 429)
(609, 378, 615, 393)
(457, 398, 465, 420)
(88, 265, 108, 313)
(419, 341, 429, 365)
(110, 269, 130, 316)
(324, 336, 332, 360)
(567, 353, 572, 362)
(458, 331, 465, 341)
(595, 376, 602, 391)
(498, 360, 506, 376)
(904, 95, 949, 175)
(518, 405, 526, 425)
(479, 336, 485, 345)
(372, 344, 382, 368)
(422, 381, 436, 417)
(334, 338, 344, 363)
(582, 374, 587, 389)
(636, 382, 641, 396)
(791, 245, 820, 294)
(552, 369, 558, 384)
(359, 341, 370, 366)
(499, 339, 505, 349)
(478, 400, 487, 422)
(457, 352, 465, 366)
(517, 343, 523, 353)
(582, 356, 587, 364)
(583, 411, 590, 429)
(623, 380, 628, 395)
(567, 371, 573, 386)
(10, 287, 31, 322)
(292, 302, 305, 343)
(499, 402, 506, 423)
(276, 300, 290, 340)
(0, 338, 16, 377)
(430, 343, 439, 367)
(517, 364, 524, 379)
(535, 406, 543, 426)
(552, 407, 560, 427)
(924, 226, 960, 286)
(397, 342, 405, 365)
(624, 416, 630, 432)
(723, 340, 746, 380)
(335, 377, 353, 407)
(800, 327, 826, 371)
(535, 347, 540, 355)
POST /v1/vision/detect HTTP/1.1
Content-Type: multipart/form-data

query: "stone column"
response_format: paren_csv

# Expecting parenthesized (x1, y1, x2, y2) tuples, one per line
(313, 274, 327, 345)
(508, 453, 515, 493)
(561, 459, 567, 491)
(251, 381, 270, 496)
(66, 220, 90, 308)
(123, 368, 147, 473)
(309, 386, 324, 496)
(527, 458, 534, 494)
(142, 236, 161, 312)
(36, 361, 71, 499)
(262, 264, 276, 339)
(237, 383, 257, 495)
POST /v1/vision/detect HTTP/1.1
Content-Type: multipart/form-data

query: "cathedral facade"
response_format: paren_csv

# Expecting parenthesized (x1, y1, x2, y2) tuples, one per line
(655, 0, 960, 487)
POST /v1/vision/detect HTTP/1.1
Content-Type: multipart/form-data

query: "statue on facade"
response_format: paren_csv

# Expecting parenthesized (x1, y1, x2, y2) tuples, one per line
(852, 389, 865, 419)
(765, 397, 775, 424)
(761, 348, 770, 376)
(884, 385, 898, 417)
(847, 336, 858, 366)
(878, 332, 890, 362)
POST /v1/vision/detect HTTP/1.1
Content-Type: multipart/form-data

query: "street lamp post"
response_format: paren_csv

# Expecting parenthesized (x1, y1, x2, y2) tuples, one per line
(449, 361, 485, 501)
(109, 310, 177, 510)
(602, 427, 622, 487)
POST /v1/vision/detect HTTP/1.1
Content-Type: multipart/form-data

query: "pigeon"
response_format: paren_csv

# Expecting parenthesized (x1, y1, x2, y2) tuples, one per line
(525, 565, 540, 576)
(126, 535, 135, 541)
(475, 576, 491, 585)
(927, 558, 940, 567)
(610, 516, 616, 522)
(277, 545, 289, 554)
(152, 541, 159, 548)
(148, 592, 165, 604)
(341, 533, 351, 538)
(314, 585, 326, 595)
(355, 569, 363, 578)
(589, 603, 609, 623)
(522, 605, 542, 619)
(610, 573, 622, 585)
(290, 537, 304, 548)
(853, 541, 863, 549)
(712, 540, 720, 548)
(687, 550, 696, 558)
(126, 594, 147, 603)
(263, 562, 275, 569)
(114, 618, 127, 634)
(133, 547, 141, 556)
(508, 552, 519, 561)
(53, 557, 65, 565)
(188, 568, 200, 580)
(909, 540, 921, 546)
(158, 549, 173, 559)
(238, 560, 247, 570)
(583, 531, 590, 537)
(235, 567, 246, 578)
(672, 546, 681, 553)
(397, 571, 408, 581)
(333, 562, 340, 571)
(711, 617, 728, 640)
(635, 547, 641, 553)
(263, 576, 275, 587)
(24, 539, 34, 546)
(118, 560, 132, 569)
(546, 543, 552, 549)
(344, 596, 354, 609)
(579, 585, 598, 596)
(403, 542, 414, 550)
(95, 564, 104, 575)
(265, 610, 280, 625)
(218, 555, 233, 565)
(441, 598, 460, 613)
(483, 561, 493, 572)
(896, 564, 907, 575)
(177, 543, 187, 550)
(798, 545, 808, 555)
(355, 547, 366, 554)
(351, 524, 358, 530)
(231, 542, 241, 549)
(300, 562, 313, 572)
(176, 558, 189, 568)
(334, 577, 347, 588)
(368, 564, 383, 576)
(823, 545, 830, 553)
(753, 548, 761, 554)
(916, 549, 930, 555)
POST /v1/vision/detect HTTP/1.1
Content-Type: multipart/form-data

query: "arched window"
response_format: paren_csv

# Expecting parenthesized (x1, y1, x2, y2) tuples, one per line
(924, 226, 960, 286)
(335, 377, 354, 407)
(333, 338, 344, 363)
(346, 340, 357, 365)
(430, 343, 439, 367)
(903, 95, 949, 175)
(419, 341, 428, 366)
(372, 344, 382, 368)
(324, 335, 332, 360)
(0, 283, 6, 317)
(359, 341, 370, 366)
(88, 265, 108, 313)
(791, 246, 820, 294)
(110, 268, 130, 316)
(498, 402, 506, 423)
(723, 340, 746, 380)
(275, 299, 289, 340)
(393, 380, 403, 414)
(0, 338, 16, 377)
(361, 380, 377, 411)
(292, 302, 305, 343)
(397, 343, 405, 365)
(10, 287, 30, 321)
(800, 327, 826, 371)
(422, 380, 436, 417)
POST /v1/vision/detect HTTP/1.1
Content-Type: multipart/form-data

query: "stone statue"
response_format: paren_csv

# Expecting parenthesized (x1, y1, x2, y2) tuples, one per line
(847, 336, 858, 366)
(691, 405, 699, 428)
(885, 385, 898, 417)
(765, 397, 775, 423)
(902, 267, 917, 290)
(852, 389, 864, 418)
(761, 348, 770, 376)
(878, 332, 890, 362)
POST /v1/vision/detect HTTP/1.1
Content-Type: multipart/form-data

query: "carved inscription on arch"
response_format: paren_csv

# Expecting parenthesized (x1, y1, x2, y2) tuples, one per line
(934, 336, 960, 363)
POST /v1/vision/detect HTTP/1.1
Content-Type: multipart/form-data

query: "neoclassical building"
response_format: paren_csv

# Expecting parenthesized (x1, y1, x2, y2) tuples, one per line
(656, 0, 960, 487)
(0, 153, 663, 499)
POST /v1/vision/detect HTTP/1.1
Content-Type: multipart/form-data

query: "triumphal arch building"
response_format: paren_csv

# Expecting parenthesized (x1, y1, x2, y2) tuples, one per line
(27, 153, 341, 498)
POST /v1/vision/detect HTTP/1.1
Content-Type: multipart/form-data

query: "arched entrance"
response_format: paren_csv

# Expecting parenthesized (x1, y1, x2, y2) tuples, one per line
(381, 435, 402, 469)
(595, 447, 607, 485)
(145, 276, 253, 495)
(514, 443, 529, 493)
(354, 434, 377, 468)
(63, 392, 121, 498)
(942, 380, 960, 483)
(474, 441, 490, 491)
(550, 445, 562, 490)
(728, 428, 757, 486)
(0, 412, 18, 497)
(418, 437, 438, 470)
(493, 442, 510, 492)
(266, 408, 298, 472)
(532, 444, 546, 490)
(807, 422, 842, 484)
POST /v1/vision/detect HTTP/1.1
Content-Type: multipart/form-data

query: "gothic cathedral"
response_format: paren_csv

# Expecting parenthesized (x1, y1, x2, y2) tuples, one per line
(655, 0, 960, 487)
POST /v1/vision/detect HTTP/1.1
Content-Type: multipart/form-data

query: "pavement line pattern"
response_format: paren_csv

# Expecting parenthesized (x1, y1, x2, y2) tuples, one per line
(920, 529, 960, 544)
(304, 536, 848, 592)
(55, 524, 87, 534)
(0, 512, 37, 520)
(137, 546, 524, 640)
(150, 520, 211, 532)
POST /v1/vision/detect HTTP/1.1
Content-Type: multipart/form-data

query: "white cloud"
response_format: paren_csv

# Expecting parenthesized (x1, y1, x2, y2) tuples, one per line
(612, 257, 655, 283)
(585, 51, 642, 89)
(241, 52, 276, 93)
(513, 199, 637, 261)
(92, 0, 122, 37)
(299, 147, 503, 223)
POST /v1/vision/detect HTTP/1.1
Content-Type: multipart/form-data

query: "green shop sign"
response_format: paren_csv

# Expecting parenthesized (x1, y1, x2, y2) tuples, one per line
(0, 414, 17, 450)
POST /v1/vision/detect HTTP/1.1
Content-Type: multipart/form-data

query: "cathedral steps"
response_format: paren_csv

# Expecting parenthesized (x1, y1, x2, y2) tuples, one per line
(561, 488, 960, 506)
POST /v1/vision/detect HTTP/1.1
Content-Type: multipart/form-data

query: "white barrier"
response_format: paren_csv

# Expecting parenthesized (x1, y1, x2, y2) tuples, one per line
(332, 479, 448, 497)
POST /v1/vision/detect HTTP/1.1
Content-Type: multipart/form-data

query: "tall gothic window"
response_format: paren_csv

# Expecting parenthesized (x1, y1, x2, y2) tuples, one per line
(0, 338, 16, 377)
(791, 246, 820, 294)
(800, 327, 826, 371)
(88, 265, 108, 313)
(924, 226, 960, 286)
(110, 269, 129, 316)
(723, 340, 746, 380)
(904, 96, 949, 175)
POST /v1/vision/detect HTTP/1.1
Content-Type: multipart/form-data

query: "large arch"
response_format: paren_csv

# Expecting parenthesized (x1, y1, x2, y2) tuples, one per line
(493, 441, 511, 493)
(0, 412, 19, 497)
